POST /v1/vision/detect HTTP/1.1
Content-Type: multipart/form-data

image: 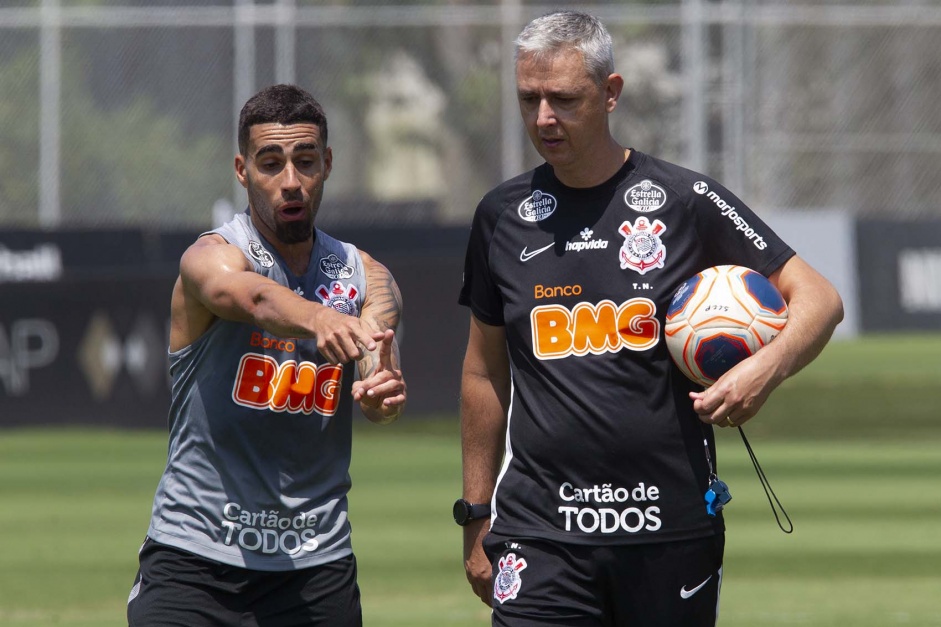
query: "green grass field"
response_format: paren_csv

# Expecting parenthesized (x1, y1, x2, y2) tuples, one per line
(1, 334, 940, 626)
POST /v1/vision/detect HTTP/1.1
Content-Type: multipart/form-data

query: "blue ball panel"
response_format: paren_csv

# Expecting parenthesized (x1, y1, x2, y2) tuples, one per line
(742, 271, 786, 313)
(667, 274, 703, 319)
(695, 334, 752, 381)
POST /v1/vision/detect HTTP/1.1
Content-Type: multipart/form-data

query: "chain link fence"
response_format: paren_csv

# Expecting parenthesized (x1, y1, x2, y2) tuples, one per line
(1, 0, 940, 229)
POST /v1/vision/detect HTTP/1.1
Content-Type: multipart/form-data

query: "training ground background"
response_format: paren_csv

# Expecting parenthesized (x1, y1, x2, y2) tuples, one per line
(3, 1, 941, 623)
(1, 334, 939, 626)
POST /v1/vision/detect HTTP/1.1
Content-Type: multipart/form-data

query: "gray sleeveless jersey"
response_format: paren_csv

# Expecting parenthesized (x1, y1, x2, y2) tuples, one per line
(147, 211, 367, 571)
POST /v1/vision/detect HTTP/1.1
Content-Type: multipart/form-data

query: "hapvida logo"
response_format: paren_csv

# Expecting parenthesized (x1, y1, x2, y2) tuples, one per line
(565, 228, 609, 252)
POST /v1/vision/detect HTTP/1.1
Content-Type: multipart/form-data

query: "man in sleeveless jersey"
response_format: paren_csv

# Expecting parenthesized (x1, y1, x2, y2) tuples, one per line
(456, 12, 843, 626)
(127, 84, 406, 627)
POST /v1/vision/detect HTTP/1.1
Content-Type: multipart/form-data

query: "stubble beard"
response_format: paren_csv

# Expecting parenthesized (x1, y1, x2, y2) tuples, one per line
(276, 215, 315, 244)
(248, 185, 317, 245)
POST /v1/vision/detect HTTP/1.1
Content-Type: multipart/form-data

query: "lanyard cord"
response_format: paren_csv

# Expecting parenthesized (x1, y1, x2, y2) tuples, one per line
(701, 421, 794, 533)
(737, 426, 794, 534)
(702, 435, 717, 480)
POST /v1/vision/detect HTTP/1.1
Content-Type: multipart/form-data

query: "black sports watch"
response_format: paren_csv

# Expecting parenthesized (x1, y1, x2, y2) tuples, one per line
(452, 498, 491, 526)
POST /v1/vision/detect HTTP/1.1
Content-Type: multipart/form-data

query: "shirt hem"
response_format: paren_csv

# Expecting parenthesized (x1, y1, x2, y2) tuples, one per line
(147, 528, 352, 572)
(488, 521, 724, 546)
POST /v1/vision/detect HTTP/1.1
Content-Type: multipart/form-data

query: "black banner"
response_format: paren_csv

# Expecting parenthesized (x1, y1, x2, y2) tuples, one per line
(0, 227, 468, 427)
(0, 276, 174, 427)
(856, 219, 941, 331)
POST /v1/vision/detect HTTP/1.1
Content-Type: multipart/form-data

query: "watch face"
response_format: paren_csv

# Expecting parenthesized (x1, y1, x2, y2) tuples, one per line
(453, 499, 469, 525)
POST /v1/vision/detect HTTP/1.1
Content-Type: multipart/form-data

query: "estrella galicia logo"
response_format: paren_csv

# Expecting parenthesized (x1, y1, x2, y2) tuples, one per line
(624, 179, 667, 212)
(319, 254, 354, 280)
(248, 241, 274, 268)
(518, 190, 557, 222)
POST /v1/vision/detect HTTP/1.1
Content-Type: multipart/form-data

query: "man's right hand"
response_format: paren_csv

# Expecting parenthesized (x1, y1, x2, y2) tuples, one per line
(309, 304, 383, 364)
(463, 518, 493, 607)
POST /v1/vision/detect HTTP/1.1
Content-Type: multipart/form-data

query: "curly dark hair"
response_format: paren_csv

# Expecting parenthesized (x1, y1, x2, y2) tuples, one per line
(237, 84, 328, 155)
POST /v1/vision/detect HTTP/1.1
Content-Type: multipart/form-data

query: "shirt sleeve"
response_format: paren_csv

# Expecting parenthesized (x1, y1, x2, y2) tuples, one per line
(691, 176, 795, 277)
(458, 195, 505, 326)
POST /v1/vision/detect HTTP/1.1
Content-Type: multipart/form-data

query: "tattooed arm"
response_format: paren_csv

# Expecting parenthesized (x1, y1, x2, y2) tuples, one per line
(352, 250, 406, 424)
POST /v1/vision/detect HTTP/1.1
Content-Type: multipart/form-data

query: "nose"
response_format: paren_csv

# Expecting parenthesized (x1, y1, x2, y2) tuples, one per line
(281, 163, 301, 193)
(536, 99, 556, 128)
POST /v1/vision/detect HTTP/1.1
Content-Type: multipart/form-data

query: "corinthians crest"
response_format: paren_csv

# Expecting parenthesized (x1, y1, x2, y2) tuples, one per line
(618, 217, 667, 275)
(493, 552, 528, 604)
(315, 281, 359, 316)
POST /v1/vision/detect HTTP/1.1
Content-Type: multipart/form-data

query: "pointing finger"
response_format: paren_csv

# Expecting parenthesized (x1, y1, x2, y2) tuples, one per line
(378, 330, 395, 369)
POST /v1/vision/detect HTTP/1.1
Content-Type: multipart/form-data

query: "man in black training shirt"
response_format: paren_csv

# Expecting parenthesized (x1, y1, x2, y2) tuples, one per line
(456, 11, 843, 627)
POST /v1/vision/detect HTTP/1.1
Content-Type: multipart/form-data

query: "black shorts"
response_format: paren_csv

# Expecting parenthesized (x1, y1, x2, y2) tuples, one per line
(483, 532, 725, 627)
(127, 537, 362, 627)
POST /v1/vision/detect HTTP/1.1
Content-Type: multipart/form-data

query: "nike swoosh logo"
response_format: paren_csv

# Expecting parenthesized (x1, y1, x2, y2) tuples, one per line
(519, 243, 554, 262)
(680, 575, 712, 599)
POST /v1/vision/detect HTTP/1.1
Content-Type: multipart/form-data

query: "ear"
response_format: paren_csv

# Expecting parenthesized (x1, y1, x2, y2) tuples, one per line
(605, 73, 625, 113)
(234, 154, 249, 189)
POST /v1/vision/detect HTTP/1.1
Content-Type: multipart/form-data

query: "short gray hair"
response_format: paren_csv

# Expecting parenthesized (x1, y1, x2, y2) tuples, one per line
(514, 11, 615, 85)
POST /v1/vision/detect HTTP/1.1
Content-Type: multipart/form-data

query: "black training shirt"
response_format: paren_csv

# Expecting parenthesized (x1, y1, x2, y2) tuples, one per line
(459, 150, 794, 545)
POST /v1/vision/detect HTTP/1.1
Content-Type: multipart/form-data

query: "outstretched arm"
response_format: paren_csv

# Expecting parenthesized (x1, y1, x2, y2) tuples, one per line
(691, 255, 844, 427)
(352, 251, 406, 424)
(171, 234, 382, 363)
(460, 315, 511, 606)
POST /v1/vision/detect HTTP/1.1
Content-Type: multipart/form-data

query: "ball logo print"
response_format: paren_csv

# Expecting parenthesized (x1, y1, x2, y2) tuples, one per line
(664, 265, 788, 387)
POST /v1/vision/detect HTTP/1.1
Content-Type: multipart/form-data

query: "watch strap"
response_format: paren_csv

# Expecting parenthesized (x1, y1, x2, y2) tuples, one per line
(465, 502, 491, 520)
(453, 498, 491, 525)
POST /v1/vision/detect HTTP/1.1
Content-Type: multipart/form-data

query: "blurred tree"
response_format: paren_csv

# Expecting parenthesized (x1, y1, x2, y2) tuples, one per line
(0, 46, 229, 228)
(62, 94, 230, 227)
(0, 51, 40, 227)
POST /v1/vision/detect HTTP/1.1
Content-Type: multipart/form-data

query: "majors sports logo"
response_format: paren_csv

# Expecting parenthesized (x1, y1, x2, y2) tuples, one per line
(693, 181, 768, 250)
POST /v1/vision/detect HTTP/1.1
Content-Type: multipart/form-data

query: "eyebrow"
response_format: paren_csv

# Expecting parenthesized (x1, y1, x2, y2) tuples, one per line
(254, 144, 284, 158)
(253, 142, 321, 159)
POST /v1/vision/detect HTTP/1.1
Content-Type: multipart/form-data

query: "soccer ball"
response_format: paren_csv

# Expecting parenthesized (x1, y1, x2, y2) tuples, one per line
(664, 265, 788, 387)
